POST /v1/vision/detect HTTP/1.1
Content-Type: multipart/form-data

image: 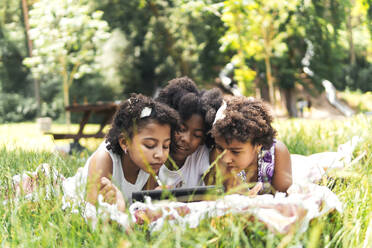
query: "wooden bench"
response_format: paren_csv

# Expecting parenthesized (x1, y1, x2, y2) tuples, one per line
(49, 102, 120, 143)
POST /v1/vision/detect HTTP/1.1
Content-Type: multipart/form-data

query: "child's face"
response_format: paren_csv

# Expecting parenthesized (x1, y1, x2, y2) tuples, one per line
(172, 114, 204, 160)
(126, 121, 171, 173)
(214, 135, 260, 174)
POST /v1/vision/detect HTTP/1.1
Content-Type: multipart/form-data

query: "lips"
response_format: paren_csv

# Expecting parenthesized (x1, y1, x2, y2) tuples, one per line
(175, 144, 189, 153)
(150, 163, 163, 170)
(224, 165, 237, 173)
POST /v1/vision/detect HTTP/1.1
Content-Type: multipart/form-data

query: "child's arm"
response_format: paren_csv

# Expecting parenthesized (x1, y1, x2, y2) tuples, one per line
(271, 140, 292, 192)
(86, 149, 125, 211)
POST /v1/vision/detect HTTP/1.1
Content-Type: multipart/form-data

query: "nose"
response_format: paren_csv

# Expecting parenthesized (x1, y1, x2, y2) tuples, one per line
(221, 151, 233, 165)
(179, 131, 191, 144)
(153, 146, 165, 160)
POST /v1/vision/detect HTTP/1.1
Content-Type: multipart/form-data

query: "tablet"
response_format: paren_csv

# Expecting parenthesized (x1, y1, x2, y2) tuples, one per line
(131, 185, 224, 203)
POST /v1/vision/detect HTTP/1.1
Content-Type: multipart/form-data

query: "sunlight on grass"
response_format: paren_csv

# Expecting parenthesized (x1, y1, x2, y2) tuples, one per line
(339, 89, 372, 113)
(1, 122, 105, 152)
(0, 115, 371, 247)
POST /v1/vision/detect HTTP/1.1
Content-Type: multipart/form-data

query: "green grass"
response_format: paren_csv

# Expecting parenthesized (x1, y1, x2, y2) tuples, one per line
(339, 89, 372, 113)
(0, 122, 105, 152)
(1, 116, 371, 247)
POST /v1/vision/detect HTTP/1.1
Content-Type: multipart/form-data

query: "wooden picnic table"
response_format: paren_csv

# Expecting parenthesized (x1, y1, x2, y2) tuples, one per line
(49, 101, 120, 143)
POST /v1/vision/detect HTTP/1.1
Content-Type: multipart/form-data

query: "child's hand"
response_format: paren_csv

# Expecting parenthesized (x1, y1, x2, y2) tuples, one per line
(247, 182, 263, 196)
(154, 185, 172, 190)
(99, 177, 126, 211)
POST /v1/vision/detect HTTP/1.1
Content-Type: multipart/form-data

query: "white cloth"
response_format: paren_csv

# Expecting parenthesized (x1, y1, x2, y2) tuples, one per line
(62, 141, 150, 204)
(291, 136, 362, 184)
(159, 145, 210, 188)
(129, 183, 343, 234)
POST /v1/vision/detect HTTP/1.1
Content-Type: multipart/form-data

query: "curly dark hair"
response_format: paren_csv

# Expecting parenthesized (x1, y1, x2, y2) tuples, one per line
(210, 97, 277, 149)
(156, 76, 223, 148)
(106, 93, 181, 155)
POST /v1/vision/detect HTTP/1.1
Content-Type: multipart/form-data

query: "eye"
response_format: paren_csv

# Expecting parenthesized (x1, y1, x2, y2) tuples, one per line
(143, 141, 157, 149)
(231, 151, 240, 155)
(144, 144, 156, 149)
(215, 145, 223, 152)
(162, 141, 171, 150)
(179, 124, 187, 132)
(193, 132, 203, 139)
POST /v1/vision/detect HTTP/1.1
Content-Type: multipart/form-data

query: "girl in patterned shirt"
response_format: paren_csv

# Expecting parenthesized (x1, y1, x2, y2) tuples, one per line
(207, 96, 292, 193)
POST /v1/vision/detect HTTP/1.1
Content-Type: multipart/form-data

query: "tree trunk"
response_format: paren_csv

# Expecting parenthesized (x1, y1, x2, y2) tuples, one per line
(346, 8, 356, 66)
(283, 88, 297, 117)
(264, 54, 275, 105)
(63, 78, 71, 125)
(21, 0, 41, 117)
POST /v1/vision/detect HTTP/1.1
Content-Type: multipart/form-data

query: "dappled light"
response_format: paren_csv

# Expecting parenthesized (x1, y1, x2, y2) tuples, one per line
(1, 0, 371, 247)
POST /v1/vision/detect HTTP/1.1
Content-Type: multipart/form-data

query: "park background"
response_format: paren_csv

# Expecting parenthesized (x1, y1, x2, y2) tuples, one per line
(0, 0, 372, 247)
(1, 0, 372, 123)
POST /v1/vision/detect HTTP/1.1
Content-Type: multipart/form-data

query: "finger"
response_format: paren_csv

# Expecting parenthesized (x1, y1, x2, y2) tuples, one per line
(100, 187, 115, 203)
(248, 182, 263, 196)
(116, 191, 126, 212)
(104, 190, 116, 204)
(100, 177, 111, 190)
(100, 183, 114, 196)
(104, 187, 116, 197)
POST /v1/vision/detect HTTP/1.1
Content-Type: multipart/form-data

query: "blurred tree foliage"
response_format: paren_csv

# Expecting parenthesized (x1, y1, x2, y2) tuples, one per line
(1, 0, 372, 122)
(23, 0, 112, 124)
(93, 0, 228, 96)
(0, 0, 37, 122)
(220, 0, 372, 115)
(0, 0, 31, 95)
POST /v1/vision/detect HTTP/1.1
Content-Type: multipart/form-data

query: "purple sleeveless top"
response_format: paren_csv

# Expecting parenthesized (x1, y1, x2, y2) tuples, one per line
(257, 140, 276, 184)
(237, 140, 276, 191)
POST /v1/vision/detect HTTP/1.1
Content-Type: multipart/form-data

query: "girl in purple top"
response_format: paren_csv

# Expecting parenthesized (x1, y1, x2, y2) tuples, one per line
(208, 96, 292, 193)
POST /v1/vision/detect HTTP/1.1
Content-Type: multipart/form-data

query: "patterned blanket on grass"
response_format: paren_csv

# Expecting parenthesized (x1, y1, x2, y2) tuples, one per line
(128, 183, 342, 234)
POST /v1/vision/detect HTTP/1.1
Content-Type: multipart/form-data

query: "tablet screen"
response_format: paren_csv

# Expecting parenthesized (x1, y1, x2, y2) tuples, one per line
(132, 185, 224, 202)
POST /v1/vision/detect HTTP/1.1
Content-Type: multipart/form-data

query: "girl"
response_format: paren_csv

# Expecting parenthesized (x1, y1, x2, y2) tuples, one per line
(208, 96, 292, 193)
(63, 94, 180, 211)
(155, 77, 223, 188)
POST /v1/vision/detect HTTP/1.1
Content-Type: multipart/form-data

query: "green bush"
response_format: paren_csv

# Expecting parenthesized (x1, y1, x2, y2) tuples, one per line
(341, 58, 372, 92)
(0, 93, 37, 122)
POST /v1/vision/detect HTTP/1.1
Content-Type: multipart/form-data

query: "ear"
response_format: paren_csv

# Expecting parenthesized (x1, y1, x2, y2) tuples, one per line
(118, 136, 127, 154)
(254, 144, 262, 153)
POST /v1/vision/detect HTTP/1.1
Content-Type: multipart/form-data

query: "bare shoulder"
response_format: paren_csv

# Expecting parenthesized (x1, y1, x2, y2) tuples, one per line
(88, 148, 114, 179)
(275, 140, 291, 157)
(86, 147, 115, 205)
(272, 140, 292, 192)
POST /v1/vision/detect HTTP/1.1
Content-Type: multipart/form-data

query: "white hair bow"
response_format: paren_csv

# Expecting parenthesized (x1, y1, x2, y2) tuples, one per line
(213, 100, 227, 126)
(140, 106, 152, 118)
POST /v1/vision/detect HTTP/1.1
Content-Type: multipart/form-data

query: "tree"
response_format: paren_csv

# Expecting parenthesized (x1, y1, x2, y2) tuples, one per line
(23, 0, 111, 124)
(0, 0, 32, 96)
(220, 0, 297, 103)
(297, 0, 347, 90)
(93, 0, 228, 96)
(21, 0, 41, 116)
